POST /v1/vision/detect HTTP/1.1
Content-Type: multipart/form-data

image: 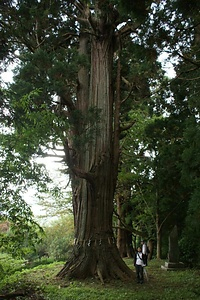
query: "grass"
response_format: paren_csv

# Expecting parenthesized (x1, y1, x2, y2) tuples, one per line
(1, 256, 200, 300)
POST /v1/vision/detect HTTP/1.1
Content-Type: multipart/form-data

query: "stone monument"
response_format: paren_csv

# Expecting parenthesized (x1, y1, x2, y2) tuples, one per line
(161, 225, 185, 271)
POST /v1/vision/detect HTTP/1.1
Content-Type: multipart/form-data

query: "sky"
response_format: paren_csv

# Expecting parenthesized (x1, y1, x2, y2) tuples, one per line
(1, 63, 15, 84)
(158, 52, 176, 78)
(25, 156, 66, 216)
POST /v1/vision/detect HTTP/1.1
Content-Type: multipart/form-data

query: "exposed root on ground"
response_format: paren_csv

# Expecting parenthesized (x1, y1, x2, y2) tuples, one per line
(57, 242, 135, 282)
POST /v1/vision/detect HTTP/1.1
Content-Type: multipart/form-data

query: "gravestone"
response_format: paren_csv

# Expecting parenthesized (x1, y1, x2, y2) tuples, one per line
(168, 225, 179, 263)
(161, 225, 185, 271)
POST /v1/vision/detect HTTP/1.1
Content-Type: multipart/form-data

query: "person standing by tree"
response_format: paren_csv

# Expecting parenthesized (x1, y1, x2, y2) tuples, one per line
(134, 247, 145, 284)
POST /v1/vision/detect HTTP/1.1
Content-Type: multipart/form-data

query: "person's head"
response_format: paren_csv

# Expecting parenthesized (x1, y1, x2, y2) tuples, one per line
(137, 247, 142, 252)
(141, 240, 146, 244)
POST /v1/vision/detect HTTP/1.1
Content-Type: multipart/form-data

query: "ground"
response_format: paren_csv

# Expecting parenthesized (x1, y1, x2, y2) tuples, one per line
(1, 258, 200, 299)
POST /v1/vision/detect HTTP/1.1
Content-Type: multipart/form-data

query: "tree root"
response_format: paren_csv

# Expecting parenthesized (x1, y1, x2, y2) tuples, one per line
(57, 243, 135, 282)
(97, 264, 104, 284)
(0, 290, 27, 299)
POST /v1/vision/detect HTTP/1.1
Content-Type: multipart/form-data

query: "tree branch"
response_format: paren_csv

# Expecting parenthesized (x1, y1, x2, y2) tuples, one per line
(120, 120, 136, 132)
(0, 291, 27, 299)
(117, 21, 140, 37)
(158, 199, 184, 233)
(113, 210, 145, 237)
(121, 85, 135, 105)
(177, 52, 200, 67)
(64, 139, 94, 184)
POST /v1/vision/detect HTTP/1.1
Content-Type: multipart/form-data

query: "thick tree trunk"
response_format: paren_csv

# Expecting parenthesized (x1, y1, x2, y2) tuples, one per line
(147, 239, 154, 260)
(157, 229, 162, 259)
(58, 12, 134, 281)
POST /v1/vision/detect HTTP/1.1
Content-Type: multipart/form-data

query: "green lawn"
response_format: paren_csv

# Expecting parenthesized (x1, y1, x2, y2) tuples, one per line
(1, 256, 200, 300)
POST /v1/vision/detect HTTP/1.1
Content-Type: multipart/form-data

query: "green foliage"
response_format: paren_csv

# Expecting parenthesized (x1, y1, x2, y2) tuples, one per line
(44, 216, 74, 261)
(118, 0, 151, 22)
(167, 39, 200, 264)
(0, 87, 69, 258)
(179, 180, 200, 266)
(0, 263, 4, 280)
(7, 88, 67, 147)
(37, 190, 73, 219)
(70, 106, 102, 149)
(0, 218, 44, 258)
(0, 254, 63, 297)
(30, 215, 74, 262)
(0, 253, 24, 271)
(181, 118, 200, 186)
(175, 0, 200, 17)
(0, 123, 50, 258)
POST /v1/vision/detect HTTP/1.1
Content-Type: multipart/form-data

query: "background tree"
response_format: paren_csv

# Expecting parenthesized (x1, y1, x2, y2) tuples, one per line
(0, 118, 48, 257)
(114, 0, 200, 262)
(115, 107, 153, 257)
(32, 214, 74, 262)
(158, 0, 200, 263)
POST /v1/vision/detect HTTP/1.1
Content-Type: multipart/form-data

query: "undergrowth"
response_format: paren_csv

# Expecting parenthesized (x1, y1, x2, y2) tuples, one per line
(0, 254, 200, 300)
